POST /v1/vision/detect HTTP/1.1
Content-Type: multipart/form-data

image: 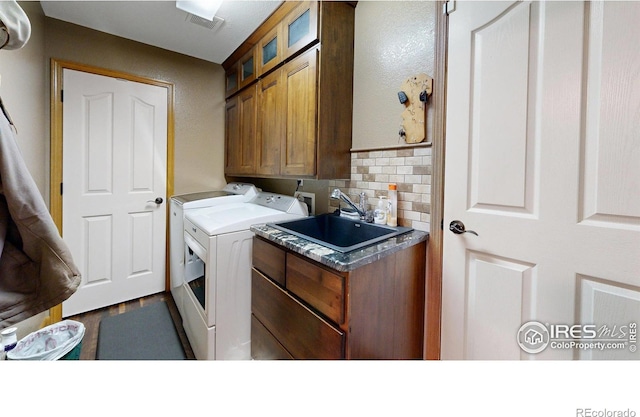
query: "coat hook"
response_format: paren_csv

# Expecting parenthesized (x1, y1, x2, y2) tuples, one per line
(398, 91, 408, 104)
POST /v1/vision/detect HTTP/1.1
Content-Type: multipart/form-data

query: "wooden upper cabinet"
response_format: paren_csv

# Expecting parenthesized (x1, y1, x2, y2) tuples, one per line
(225, 84, 258, 175)
(257, 69, 285, 176)
(225, 47, 256, 98)
(224, 1, 354, 179)
(282, 1, 319, 60)
(256, 1, 318, 77)
(238, 47, 257, 90)
(281, 48, 318, 177)
(225, 67, 238, 97)
(257, 24, 283, 77)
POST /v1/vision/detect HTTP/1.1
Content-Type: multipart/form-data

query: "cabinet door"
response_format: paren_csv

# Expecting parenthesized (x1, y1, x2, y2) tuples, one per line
(283, 1, 318, 59)
(224, 96, 240, 173)
(257, 69, 285, 176)
(238, 47, 257, 90)
(225, 85, 258, 175)
(281, 48, 318, 176)
(225, 67, 238, 98)
(257, 24, 283, 77)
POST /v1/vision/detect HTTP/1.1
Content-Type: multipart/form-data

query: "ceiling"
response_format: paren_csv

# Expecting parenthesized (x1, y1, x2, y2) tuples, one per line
(39, 1, 284, 64)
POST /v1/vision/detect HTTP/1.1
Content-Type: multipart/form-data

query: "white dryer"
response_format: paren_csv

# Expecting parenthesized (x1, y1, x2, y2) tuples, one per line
(182, 192, 308, 360)
(169, 183, 258, 318)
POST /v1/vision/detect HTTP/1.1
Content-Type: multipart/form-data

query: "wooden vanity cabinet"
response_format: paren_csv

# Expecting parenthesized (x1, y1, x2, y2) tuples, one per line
(224, 1, 355, 180)
(251, 236, 426, 359)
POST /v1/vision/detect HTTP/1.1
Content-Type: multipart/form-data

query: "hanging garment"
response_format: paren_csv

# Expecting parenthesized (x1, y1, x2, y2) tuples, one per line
(0, 0, 31, 51)
(0, 96, 80, 329)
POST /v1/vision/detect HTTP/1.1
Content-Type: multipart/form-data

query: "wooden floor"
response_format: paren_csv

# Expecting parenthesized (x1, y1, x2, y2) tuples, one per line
(66, 292, 195, 360)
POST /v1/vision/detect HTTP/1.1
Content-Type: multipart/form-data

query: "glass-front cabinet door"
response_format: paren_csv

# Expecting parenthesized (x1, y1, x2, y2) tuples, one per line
(257, 24, 283, 76)
(225, 68, 238, 98)
(283, 1, 318, 60)
(238, 47, 257, 90)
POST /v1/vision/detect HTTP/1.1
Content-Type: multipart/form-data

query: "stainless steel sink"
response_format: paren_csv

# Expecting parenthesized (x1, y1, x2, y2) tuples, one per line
(268, 213, 413, 253)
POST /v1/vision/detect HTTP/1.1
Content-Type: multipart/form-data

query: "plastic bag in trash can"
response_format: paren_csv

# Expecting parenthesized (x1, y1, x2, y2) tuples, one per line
(7, 320, 85, 360)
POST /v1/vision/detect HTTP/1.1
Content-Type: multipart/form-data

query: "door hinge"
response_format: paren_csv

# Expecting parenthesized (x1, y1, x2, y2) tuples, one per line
(443, 0, 456, 15)
(60, 89, 64, 102)
(60, 182, 63, 195)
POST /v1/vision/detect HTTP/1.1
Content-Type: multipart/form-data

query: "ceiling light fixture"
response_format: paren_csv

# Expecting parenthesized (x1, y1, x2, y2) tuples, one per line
(176, 0, 223, 21)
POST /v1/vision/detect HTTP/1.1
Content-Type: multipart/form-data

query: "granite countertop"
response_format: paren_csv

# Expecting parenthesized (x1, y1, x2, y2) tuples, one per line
(250, 223, 428, 272)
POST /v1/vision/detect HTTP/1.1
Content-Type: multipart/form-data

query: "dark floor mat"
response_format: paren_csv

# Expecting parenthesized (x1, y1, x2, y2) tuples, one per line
(96, 301, 186, 360)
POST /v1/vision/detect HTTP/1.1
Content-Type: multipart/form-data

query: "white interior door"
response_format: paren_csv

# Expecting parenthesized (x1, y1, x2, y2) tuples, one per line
(442, 1, 640, 359)
(62, 69, 168, 317)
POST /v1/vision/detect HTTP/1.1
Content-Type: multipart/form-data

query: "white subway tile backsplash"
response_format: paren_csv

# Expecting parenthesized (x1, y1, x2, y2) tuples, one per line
(382, 166, 396, 175)
(414, 147, 431, 156)
(397, 165, 413, 175)
(402, 210, 421, 221)
(405, 156, 423, 166)
(389, 174, 405, 183)
(405, 174, 422, 184)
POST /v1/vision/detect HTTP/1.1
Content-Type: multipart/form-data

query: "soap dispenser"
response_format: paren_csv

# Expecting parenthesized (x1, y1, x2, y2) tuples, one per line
(374, 196, 388, 224)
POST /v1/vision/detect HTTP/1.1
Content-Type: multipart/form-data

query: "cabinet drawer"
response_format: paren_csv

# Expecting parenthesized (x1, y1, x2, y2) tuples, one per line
(252, 269, 344, 359)
(286, 253, 345, 325)
(251, 314, 293, 360)
(252, 237, 286, 286)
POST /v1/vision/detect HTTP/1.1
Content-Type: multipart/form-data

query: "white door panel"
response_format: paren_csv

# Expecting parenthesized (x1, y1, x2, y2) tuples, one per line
(442, 1, 640, 360)
(62, 69, 168, 316)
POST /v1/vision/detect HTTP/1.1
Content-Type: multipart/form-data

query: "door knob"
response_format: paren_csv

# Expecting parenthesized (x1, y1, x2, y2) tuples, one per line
(449, 220, 478, 236)
(147, 197, 164, 205)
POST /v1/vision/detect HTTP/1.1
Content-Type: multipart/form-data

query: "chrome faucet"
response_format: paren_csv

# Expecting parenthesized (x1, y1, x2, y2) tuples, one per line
(331, 188, 367, 220)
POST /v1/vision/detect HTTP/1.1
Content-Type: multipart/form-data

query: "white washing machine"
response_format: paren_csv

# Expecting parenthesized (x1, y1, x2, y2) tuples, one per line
(169, 183, 258, 318)
(182, 192, 308, 360)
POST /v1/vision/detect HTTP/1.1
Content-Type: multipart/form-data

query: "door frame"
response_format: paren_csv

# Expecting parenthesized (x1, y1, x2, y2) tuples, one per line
(47, 59, 175, 323)
(424, 1, 448, 360)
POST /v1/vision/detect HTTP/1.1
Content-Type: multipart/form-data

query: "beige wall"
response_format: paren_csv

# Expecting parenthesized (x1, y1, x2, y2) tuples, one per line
(352, 1, 436, 150)
(44, 16, 227, 195)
